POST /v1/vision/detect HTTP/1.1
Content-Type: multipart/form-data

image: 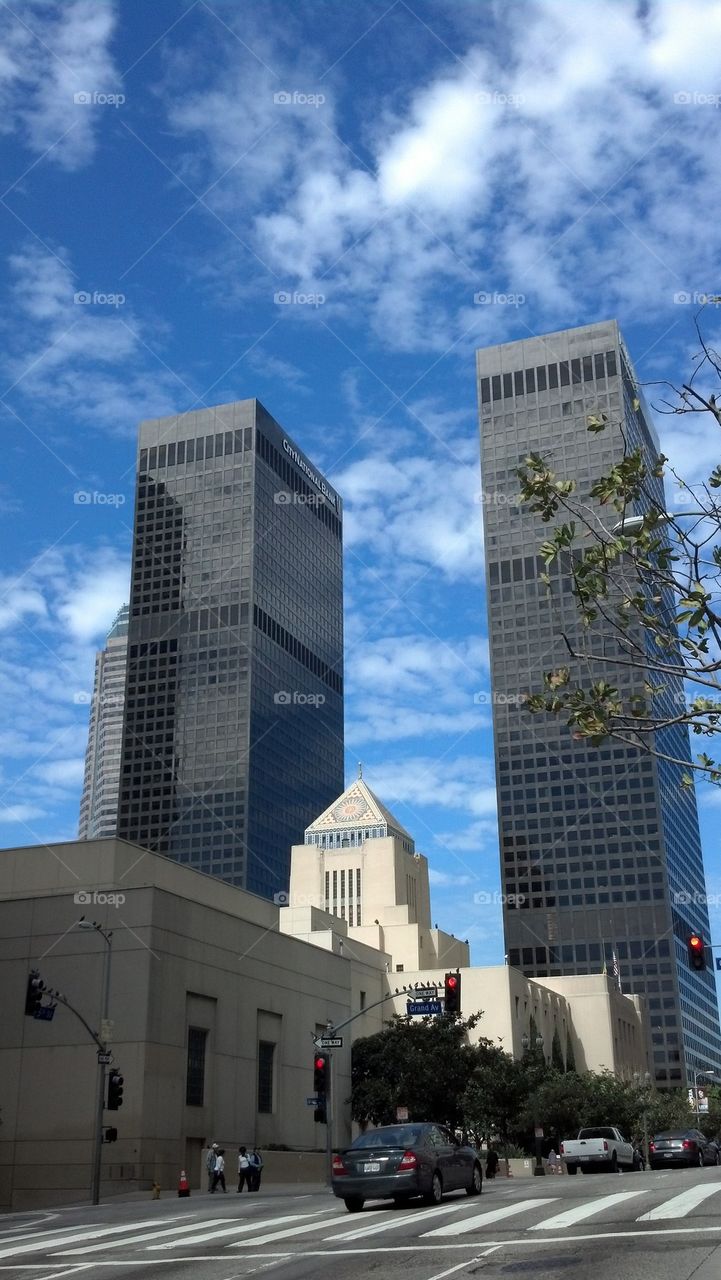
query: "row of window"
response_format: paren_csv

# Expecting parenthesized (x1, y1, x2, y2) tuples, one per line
(140, 427, 253, 474)
(479, 349, 618, 405)
(256, 430, 341, 539)
(253, 603, 343, 694)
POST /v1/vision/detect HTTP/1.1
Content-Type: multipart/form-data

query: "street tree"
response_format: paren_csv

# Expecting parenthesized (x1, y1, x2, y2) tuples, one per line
(351, 1013, 481, 1130)
(516, 321, 721, 785)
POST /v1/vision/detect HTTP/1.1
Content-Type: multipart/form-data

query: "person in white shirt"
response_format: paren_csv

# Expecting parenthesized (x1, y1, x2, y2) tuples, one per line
(211, 1149, 226, 1192)
(237, 1146, 251, 1192)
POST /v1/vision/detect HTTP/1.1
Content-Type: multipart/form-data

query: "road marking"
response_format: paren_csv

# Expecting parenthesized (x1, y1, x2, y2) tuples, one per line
(0, 1218, 178, 1261)
(423, 1255, 492, 1280)
(148, 1212, 330, 1250)
(329, 1203, 466, 1241)
(638, 1183, 721, 1220)
(57, 1220, 234, 1255)
(32, 1268, 94, 1280)
(422, 1199, 558, 1237)
(228, 1213, 350, 1246)
(530, 1190, 649, 1229)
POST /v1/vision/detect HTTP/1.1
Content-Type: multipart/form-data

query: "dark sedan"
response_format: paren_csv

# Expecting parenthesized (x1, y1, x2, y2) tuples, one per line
(331, 1123, 483, 1213)
(649, 1129, 720, 1169)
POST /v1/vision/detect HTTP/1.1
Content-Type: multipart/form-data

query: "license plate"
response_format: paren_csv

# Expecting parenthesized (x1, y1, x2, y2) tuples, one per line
(363, 1162, 381, 1173)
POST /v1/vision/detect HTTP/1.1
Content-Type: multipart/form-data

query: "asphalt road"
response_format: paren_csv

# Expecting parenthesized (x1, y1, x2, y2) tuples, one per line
(4, 1166, 721, 1280)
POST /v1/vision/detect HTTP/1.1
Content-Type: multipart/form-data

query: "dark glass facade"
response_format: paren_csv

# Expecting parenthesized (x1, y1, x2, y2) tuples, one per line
(477, 321, 721, 1086)
(117, 399, 344, 899)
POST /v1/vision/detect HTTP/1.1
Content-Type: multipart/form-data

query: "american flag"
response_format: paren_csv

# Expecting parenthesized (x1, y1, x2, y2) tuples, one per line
(611, 950, 622, 993)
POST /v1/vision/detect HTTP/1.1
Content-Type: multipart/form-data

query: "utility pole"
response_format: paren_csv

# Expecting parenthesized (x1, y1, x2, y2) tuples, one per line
(77, 920, 113, 1207)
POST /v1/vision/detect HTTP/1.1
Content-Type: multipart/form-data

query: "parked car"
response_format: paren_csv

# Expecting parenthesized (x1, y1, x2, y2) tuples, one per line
(560, 1127, 636, 1174)
(648, 1130, 719, 1169)
(331, 1123, 483, 1213)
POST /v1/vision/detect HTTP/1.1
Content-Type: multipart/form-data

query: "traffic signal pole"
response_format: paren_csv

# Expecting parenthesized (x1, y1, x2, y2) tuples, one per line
(90, 930, 112, 1207)
(325, 1051, 334, 1188)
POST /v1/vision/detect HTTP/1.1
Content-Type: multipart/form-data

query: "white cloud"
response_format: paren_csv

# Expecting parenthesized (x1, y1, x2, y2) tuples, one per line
(0, 804, 46, 823)
(0, 0, 120, 171)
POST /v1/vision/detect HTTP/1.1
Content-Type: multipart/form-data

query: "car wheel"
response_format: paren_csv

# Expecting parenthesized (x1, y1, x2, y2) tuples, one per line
(344, 1197, 364, 1213)
(715, 1153, 721, 1166)
(567, 1165, 578, 1175)
(610, 1153, 618, 1173)
(466, 1163, 482, 1196)
(424, 1171, 443, 1205)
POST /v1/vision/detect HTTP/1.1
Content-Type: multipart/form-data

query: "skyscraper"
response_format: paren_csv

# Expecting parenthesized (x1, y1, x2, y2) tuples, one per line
(477, 320, 721, 1086)
(116, 399, 344, 899)
(79, 603, 129, 839)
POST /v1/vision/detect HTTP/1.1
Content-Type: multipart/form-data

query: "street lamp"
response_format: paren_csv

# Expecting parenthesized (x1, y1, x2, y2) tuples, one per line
(76, 918, 113, 1206)
(521, 1032, 546, 1176)
(611, 511, 698, 536)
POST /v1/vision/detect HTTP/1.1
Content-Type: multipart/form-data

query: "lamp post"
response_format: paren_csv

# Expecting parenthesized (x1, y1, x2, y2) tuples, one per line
(77, 919, 113, 1207)
(522, 1032, 546, 1176)
(610, 511, 699, 536)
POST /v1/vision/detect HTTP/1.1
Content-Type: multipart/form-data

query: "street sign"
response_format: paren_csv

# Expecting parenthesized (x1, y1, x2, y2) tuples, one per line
(406, 1000, 442, 1016)
(716, 957, 721, 971)
(97, 1051, 112, 1065)
(534, 1126, 544, 1138)
(319, 1037, 343, 1048)
(34, 1006, 55, 1021)
(413, 988, 438, 1000)
(101, 1019, 114, 1043)
(396, 1106, 409, 1121)
(306, 1096, 319, 1106)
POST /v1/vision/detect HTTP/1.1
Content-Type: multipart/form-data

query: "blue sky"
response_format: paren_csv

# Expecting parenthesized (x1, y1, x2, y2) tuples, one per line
(1, 0, 720, 965)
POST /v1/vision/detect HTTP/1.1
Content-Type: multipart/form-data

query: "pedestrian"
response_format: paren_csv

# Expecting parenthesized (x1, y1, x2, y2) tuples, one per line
(485, 1146, 499, 1180)
(237, 1145, 252, 1192)
(205, 1142, 218, 1193)
(248, 1147, 263, 1191)
(547, 1148, 559, 1174)
(211, 1148, 226, 1193)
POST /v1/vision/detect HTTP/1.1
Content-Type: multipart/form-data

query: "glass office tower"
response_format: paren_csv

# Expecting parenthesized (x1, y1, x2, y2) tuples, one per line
(79, 603, 129, 839)
(477, 321, 721, 1086)
(117, 399, 344, 900)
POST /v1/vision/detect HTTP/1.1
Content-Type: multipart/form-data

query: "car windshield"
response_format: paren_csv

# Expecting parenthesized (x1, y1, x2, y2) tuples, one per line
(577, 1128, 618, 1140)
(351, 1126, 424, 1148)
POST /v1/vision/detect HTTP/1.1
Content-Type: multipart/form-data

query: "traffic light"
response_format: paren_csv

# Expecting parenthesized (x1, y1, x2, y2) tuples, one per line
(314, 1052, 329, 1124)
(24, 970, 45, 1017)
(107, 1070, 124, 1110)
(314, 1052, 329, 1096)
(688, 934, 707, 971)
(444, 971, 462, 1014)
(104, 1127, 118, 1143)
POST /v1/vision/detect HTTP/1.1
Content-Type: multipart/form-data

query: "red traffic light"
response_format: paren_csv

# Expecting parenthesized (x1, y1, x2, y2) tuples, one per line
(314, 1056, 325, 1071)
(687, 935, 707, 971)
(446, 975, 458, 989)
(444, 971, 462, 1014)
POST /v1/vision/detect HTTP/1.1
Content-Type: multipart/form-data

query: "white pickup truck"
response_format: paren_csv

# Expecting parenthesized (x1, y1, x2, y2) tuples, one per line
(560, 1127, 637, 1174)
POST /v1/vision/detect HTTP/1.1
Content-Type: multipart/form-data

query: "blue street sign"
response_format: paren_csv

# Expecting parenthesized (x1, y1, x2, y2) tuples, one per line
(716, 957, 721, 971)
(306, 1096, 319, 1106)
(406, 1000, 442, 1016)
(34, 1006, 55, 1021)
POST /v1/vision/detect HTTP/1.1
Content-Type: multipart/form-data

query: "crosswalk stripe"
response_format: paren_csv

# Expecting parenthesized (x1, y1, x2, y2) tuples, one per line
(148, 1211, 330, 1250)
(228, 1213, 349, 1246)
(530, 1190, 648, 1229)
(638, 1184, 721, 1220)
(329, 1203, 467, 1241)
(57, 1219, 233, 1255)
(422, 1199, 558, 1237)
(0, 1218, 175, 1261)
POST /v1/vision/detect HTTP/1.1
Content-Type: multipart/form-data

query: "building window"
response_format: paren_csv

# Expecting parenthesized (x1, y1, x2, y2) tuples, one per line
(257, 1041, 275, 1114)
(186, 1027, 207, 1106)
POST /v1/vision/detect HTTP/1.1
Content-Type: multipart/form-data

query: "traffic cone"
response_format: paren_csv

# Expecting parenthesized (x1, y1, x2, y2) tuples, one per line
(177, 1170, 190, 1197)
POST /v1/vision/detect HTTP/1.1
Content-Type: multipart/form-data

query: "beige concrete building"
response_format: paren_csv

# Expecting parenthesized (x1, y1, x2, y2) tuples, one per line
(0, 778, 650, 1210)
